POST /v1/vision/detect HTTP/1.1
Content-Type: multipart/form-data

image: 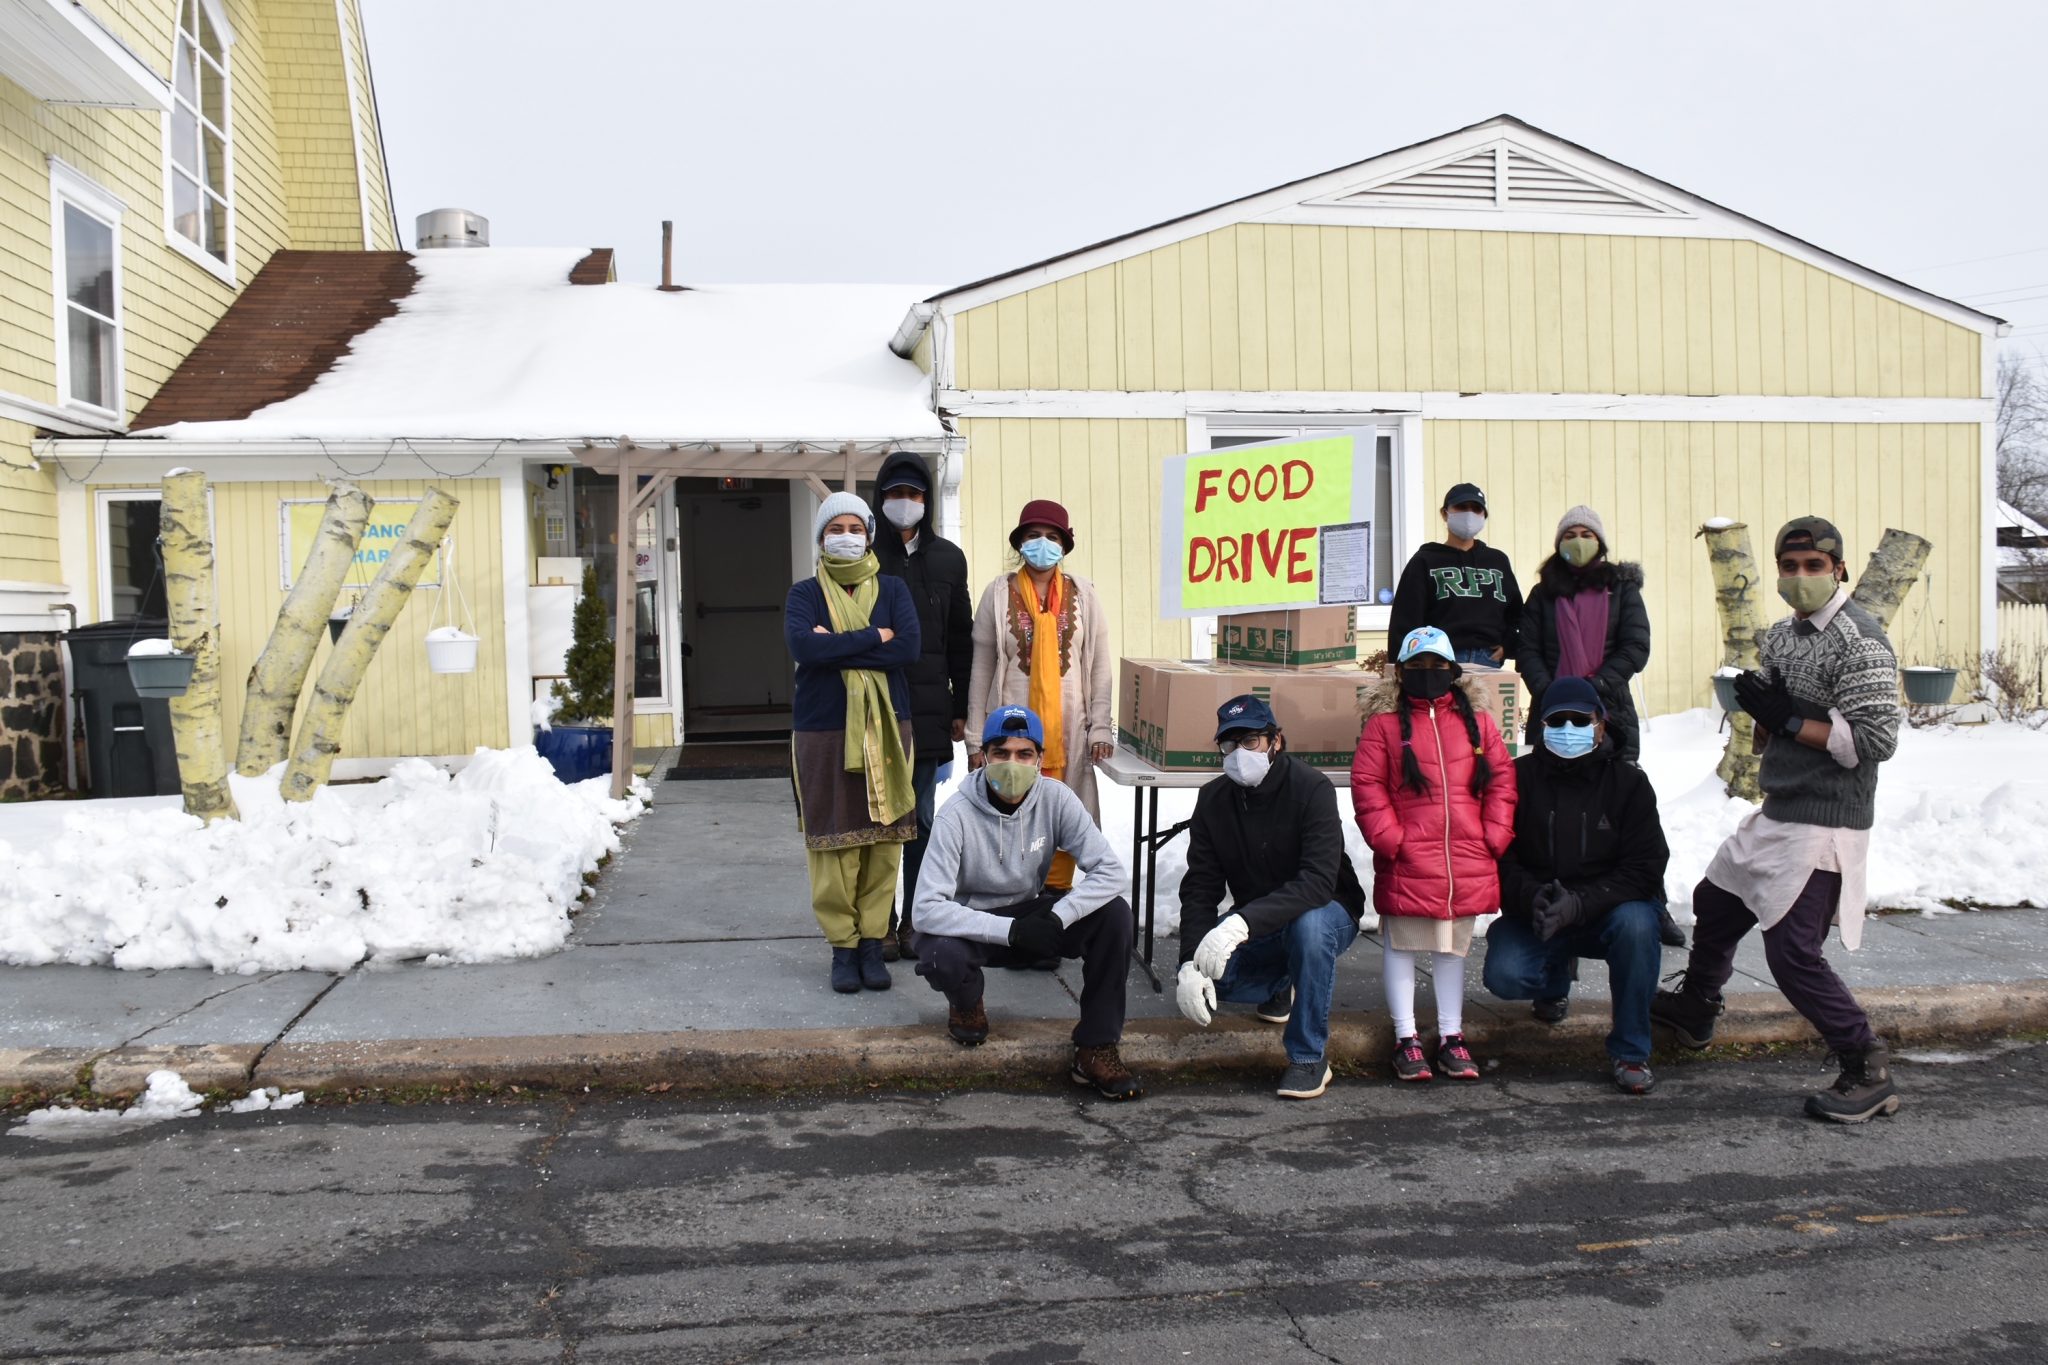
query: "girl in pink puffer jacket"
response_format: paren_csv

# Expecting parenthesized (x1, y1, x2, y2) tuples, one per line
(1351, 626, 1517, 1083)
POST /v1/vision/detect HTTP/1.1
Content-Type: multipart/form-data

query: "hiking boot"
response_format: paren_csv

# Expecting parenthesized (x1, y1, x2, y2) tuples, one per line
(1658, 907, 1687, 948)
(946, 999, 989, 1046)
(1071, 1044, 1145, 1100)
(895, 922, 916, 963)
(1391, 1035, 1433, 1083)
(1805, 1042, 1901, 1124)
(1256, 984, 1294, 1024)
(1612, 1057, 1656, 1095)
(856, 938, 891, 990)
(1436, 1033, 1480, 1080)
(829, 947, 860, 994)
(879, 930, 901, 963)
(1532, 997, 1569, 1025)
(1276, 1060, 1332, 1100)
(1651, 971, 1725, 1049)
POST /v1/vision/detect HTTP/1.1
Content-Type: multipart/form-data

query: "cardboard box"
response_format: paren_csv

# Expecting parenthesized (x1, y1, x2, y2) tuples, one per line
(1215, 607, 1357, 668)
(1380, 663, 1526, 757)
(1118, 658, 1376, 770)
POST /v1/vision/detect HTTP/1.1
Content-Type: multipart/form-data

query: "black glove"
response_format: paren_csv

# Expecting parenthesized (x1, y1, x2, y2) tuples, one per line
(1530, 881, 1586, 943)
(1733, 669, 1799, 736)
(1007, 907, 1065, 959)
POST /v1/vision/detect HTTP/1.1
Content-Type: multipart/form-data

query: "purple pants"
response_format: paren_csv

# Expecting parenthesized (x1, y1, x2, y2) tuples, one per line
(1685, 873, 1877, 1053)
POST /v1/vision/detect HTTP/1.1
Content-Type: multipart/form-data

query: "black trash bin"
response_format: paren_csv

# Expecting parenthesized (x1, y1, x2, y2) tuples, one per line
(63, 618, 181, 798)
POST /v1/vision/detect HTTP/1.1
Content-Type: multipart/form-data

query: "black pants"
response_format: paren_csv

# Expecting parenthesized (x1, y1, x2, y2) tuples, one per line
(1686, 873, 1878, 1053)
(915, 892, 1133, 1048)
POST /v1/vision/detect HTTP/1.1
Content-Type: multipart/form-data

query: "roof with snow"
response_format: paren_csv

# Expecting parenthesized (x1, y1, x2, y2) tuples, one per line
(1998, 499, 2048, 540)
(134, 249, 943, 445)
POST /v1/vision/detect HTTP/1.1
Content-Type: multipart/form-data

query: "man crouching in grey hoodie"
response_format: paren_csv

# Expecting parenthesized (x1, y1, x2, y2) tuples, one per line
(913, 704, 1142, 1099)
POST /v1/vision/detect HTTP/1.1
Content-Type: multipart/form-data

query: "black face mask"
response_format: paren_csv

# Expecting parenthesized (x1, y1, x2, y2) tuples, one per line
(1401, 669, 1456, 700)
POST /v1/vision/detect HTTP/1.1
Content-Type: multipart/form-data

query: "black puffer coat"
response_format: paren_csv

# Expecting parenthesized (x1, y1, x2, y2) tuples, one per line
(871, 451, 973, 762)
(1497, 740, 1669, 924)
(1517, 557, 1651, 762)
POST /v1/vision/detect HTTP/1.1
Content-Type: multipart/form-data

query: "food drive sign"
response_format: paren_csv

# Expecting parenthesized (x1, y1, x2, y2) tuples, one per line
(1159, 431, 1372, 617)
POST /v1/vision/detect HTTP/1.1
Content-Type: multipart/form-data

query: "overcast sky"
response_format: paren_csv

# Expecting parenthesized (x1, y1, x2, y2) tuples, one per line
(360, 1, 2048, 352)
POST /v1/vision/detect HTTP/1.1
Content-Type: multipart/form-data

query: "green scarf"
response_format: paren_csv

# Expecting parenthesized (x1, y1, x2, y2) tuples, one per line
(817, 553, 915, 826)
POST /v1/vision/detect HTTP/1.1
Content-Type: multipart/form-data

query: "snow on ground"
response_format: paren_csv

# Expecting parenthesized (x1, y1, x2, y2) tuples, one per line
(0, 748, 646, 973)
(10, 1072, 307, 1140)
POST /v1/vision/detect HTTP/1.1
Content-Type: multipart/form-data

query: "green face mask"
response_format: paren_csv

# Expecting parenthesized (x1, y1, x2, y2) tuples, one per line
(984, 760, 1040, 803)
(1558, 536, 1601, 568)
(1778, 574, 1838, 615)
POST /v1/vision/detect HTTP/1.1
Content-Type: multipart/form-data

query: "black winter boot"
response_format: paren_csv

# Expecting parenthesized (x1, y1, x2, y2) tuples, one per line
(856, 938, 892, 990)
(1657, 907, 1688, 948)
(830, 947, 861, 994)
(1650, 971, 1725, 1049)
(1805, 1042, 1900, 1123)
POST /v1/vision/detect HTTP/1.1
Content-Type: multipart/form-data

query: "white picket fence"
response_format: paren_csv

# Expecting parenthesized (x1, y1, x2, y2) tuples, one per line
(1996, 603, 2048, 708)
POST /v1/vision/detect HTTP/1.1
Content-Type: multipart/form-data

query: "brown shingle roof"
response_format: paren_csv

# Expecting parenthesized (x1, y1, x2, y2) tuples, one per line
(569, 248, 614, 284)
(134, 250, 419, 429)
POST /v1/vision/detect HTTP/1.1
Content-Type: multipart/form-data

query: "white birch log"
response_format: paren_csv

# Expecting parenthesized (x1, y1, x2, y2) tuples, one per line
(280, 489, 459, 802)
(1699, 520, 1766, 803)
(161, 471, 239, 823)
(1849, 528, 1934, 634)
(236, 482, 372, 775)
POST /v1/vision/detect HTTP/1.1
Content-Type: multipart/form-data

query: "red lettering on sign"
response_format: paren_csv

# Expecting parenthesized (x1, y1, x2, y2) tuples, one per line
(1215, 533, 1242, 582)
(1253, 464, 1278, 500)
(1255, 527, 1287, 580)
(1187, 537, 1216, 582)
(1286, 526, 1315, 583)
(1227, 467, 1250, 503)
(1194, 469, 1222, 515)
(1282, 460, 1313, 500)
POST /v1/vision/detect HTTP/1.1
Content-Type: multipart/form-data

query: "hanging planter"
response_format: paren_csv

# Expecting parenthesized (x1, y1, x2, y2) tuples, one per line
(1712, 669, 1742, 713)
(422, 533, 480, 675)
(328, 606, 353, 644)
(126, 638, 195, 698)
(1902, 666, 1958, 706)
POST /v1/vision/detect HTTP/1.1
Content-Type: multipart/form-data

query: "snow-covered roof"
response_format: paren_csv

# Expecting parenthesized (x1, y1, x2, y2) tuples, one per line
(1998, 499, 2048, 539)
(136, 249, 944, 445)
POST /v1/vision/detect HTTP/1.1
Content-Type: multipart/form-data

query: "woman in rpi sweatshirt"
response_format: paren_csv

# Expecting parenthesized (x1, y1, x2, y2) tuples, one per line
(1386, 482, 1524, 666)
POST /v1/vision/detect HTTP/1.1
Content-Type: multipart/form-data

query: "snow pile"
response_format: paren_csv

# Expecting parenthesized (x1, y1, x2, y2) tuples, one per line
(223, 1086, 305, 1114)
(0, 748, 646, 973)
(10, 1070, 202, 1140)
(126, 637, 181, 658)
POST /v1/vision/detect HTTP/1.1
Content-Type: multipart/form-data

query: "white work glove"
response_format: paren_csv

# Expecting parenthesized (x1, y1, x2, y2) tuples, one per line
(1192, 914, 1250, 980)
(1175, 961, 1217, 1026)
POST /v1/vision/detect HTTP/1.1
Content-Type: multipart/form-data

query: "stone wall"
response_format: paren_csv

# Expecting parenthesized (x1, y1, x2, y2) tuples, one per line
(0, 633, 68, 799)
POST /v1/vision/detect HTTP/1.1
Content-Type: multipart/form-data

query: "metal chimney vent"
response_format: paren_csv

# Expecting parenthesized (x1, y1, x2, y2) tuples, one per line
(416, 208, 490, 249)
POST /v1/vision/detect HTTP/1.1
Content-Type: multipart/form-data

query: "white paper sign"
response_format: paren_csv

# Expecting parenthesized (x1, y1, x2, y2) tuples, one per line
(1316, 520, 1373, 605)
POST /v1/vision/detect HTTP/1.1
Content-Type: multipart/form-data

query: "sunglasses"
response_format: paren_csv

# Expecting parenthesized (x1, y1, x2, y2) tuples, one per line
(1543, 713, 1597, 728)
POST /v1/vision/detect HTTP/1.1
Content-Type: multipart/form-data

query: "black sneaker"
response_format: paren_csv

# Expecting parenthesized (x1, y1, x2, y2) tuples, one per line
(1533, 997, 1569, 1025)
(1256, 985, 1294, 1024)
(1612, 1057, 1656, 1095)
(1657, 907, 1688, 948)
(1391, 1035, 1433, 1083)
(1276, 1060, 1331, 1100)
(1435, 1033, 1480, 1081)
(1805, 1043, 1901, 1123)
(1650, 970, 1725, 1049)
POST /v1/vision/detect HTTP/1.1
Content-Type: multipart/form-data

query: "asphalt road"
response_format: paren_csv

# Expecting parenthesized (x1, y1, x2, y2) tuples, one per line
(4, 1044, 2046, 1364)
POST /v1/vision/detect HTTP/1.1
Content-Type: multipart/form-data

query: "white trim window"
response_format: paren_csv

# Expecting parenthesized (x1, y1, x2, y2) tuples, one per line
(95, 490, 165, 620)
(166, 0, 234, 276)
(48, 160, 126, 420)
(1192, 415, 1418, 633)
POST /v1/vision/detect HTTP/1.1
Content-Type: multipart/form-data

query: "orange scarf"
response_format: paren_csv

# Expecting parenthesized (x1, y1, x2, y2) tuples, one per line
(1023, 571, 1066, 778)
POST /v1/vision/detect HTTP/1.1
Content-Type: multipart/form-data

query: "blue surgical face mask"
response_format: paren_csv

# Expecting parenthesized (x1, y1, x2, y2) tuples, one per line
(1542, 719, 1598, 760)
(1019, 536, 1065, 570)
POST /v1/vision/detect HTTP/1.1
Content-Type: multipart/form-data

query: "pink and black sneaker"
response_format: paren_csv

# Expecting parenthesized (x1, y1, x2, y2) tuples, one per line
(1435, 1034, 1480, 1080)
(1391, 1035, 1433, 1082)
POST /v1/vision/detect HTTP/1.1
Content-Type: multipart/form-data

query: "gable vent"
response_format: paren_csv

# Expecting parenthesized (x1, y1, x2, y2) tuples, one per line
(1325, 143, 1679, 216)
(1338, 149, 1498, 206)
(1503, 150, 1659, 213)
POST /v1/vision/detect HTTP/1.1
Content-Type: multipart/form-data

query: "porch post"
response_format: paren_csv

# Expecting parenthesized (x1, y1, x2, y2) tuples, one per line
(609, 444, 637, 800)
(841, 443, 857, 492)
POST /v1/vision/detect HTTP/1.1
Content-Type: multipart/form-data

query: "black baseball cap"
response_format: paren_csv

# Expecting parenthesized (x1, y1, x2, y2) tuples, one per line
(1214, 693, 1278, 741)
(878, 466, 928, 494)
(1776, 515, 1847, 564)
(1442, 482, 1487, 512)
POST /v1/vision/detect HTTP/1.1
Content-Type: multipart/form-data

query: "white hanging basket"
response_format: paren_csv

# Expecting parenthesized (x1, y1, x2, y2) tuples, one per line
(423, 533, 480, 674)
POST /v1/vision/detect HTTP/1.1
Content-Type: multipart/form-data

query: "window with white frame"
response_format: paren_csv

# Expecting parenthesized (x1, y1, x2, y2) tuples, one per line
(1201, 420, 1409, 628)
(168, 0, 232, 267)
(50, 161, 125, 417)
(97, 491, 166, 620)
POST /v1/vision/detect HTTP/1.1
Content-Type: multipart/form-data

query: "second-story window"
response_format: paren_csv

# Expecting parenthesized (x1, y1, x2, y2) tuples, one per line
(169, 0, 232, 267)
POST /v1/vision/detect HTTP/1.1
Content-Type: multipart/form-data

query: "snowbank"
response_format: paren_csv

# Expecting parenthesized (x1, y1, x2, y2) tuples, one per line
(0, 748, 645, 973)
(10, 1072, 306, 1141)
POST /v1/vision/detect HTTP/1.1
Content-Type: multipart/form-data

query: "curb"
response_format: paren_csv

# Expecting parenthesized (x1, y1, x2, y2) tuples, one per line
(9, 982, 2046, 1101)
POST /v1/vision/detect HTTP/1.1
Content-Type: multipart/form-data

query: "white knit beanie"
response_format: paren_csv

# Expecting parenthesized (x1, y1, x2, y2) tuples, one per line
(1556, 504, 1607, 548)
(813, 491, 874, 544)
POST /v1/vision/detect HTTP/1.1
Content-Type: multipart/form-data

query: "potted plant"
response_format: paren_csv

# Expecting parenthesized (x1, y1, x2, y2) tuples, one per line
(1901, 663, 1959, 706)
(126, 637, 196, 698)
(534, 564, 616, 782)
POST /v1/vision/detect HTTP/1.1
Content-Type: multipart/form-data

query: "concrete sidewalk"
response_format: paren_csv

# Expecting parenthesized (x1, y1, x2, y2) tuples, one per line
(5, 768, 2048, 1100)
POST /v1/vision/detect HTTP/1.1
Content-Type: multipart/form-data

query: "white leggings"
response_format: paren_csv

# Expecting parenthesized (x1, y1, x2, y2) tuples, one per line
(1382, 943, 1465, 1039)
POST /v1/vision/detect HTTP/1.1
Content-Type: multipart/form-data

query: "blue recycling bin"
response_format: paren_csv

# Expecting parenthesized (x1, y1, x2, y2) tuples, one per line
(535, 724, 614, 783)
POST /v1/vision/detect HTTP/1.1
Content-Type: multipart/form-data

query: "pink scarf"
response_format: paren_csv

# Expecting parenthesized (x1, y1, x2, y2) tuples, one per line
(1555, 587, 1610, 679)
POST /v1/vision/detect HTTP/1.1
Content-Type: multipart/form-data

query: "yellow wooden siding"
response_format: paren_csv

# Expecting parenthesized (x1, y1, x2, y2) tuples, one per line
(0, 418, 60, 580)
(632, 712, 674, 749)
(955, 417, 1190, 661)
(954, 225, 1981, 400)
(258, 0, 371, 249)
(1415, 420, 1983, 716)
(335, 0, 396, 249)
(85, 477, 511, 758)
(910, 329, 932, 375)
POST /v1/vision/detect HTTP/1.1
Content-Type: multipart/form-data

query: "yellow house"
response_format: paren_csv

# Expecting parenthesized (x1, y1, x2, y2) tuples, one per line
(1, 0, 398, 795)
(896, 115, 2009, 720)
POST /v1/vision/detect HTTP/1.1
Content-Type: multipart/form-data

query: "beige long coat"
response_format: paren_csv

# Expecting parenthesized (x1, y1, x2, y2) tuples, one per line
(967, 571, 1115, 821)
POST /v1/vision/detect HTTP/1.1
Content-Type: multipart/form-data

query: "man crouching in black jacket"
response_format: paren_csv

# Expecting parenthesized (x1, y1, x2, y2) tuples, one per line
(1176, 695, 1366, 1101)
(1483, 677, 1671, 1094)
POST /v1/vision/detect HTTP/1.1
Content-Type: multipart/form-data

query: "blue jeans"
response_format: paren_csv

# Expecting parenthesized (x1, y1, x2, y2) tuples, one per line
(1454, 647, 1500, 666)
(1213, 901, 1359, 1065)
(1482, 900, 1662, 1063)
(897, 757, 940, 931)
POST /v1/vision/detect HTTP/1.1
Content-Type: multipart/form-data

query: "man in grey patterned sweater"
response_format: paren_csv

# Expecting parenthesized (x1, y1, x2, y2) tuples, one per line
(1653, 516, 1902, 1123)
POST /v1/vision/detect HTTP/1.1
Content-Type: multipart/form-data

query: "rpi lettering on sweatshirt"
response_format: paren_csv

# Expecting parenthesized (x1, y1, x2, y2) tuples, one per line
(1429, 566, 1508, 602)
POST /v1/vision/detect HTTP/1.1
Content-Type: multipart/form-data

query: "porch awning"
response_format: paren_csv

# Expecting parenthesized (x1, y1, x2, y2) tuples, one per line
(571, 438, 903, 496)
(0, 0, 174, 110)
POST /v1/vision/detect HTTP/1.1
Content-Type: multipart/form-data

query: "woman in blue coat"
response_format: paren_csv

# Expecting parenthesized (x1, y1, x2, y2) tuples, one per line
(785, 492, 921, 994)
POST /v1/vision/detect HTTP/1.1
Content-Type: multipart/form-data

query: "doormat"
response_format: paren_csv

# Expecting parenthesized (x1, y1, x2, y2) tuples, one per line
(666, 741, 790, 782)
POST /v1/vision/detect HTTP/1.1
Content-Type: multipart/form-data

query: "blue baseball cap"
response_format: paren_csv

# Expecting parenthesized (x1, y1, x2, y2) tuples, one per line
(1396, 626, 1456, 665)
(1540, 676, 1606, 719)
(981, 705, 1044, 748)
(1214, 693, 1277, 741)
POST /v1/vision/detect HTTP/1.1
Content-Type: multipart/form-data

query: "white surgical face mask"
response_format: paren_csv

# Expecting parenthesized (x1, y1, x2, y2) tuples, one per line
(1222, 747, 1271, 788)
(1447, 510, 1487, 540)
(882, 498, 923, 530)
(820, 532, 868, 561)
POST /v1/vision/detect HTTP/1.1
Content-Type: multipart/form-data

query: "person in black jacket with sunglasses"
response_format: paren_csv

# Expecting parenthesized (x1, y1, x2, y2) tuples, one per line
(1482, 677, 1671, 1095)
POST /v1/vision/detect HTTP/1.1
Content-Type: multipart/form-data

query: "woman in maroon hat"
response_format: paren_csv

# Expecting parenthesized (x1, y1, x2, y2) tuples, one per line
(967, 499, 1115, 893)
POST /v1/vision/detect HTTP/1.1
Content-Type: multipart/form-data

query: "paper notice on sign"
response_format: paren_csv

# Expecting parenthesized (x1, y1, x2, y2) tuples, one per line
(1316, 521, 1372, 605)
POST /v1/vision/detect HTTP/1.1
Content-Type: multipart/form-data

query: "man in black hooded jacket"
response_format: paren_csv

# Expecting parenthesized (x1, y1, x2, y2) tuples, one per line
(872, 450, 974, 961)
